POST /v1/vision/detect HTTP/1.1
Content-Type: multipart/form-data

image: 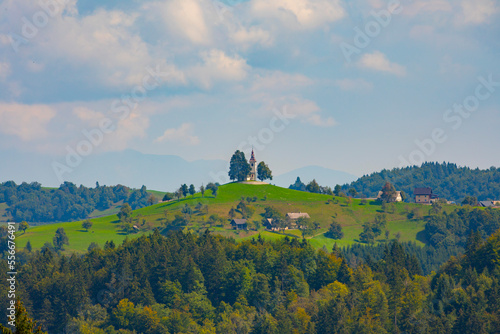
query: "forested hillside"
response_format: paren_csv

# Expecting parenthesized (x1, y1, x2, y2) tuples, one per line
(0, 181, 155, 223)
(2, 229, 499, 333)
(342, 162, 500, 202)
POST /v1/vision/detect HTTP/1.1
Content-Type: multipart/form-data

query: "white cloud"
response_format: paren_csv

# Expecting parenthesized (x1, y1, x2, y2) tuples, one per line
(155, 123, 200, 145)
(335, 78, 373, 91)
(103, 112, 150, 151)
(285, 98, 320, 117)
(230, 26, 273, 49)
(275, 97, 336, 127)
(73, 106, 105, 126)
(41, 9, 154, 87)
(251, 0, 345, 30)
(149, 0, 211, 45)
(357, 51, 406, 76)
(306, 114, 336, 127)
(188, 49, 250, 89)
(0, 103, 56, 141)
(458, 0, 498, 25)
(10, 5, 185, 90)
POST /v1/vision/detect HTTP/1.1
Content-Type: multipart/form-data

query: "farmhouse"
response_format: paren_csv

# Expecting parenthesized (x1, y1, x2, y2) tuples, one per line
(414, 187, 438, 204)
(376, 190, 403, 202)
(286, 212, 310, 220)
(478, 201, 495, 207)
(230, 219, 247, 230)
(264, 218, 285, 231)
(263, 218, 274, 229)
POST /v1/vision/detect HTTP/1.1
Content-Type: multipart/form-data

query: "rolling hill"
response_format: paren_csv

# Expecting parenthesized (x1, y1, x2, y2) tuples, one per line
(15, 182, 438, 253)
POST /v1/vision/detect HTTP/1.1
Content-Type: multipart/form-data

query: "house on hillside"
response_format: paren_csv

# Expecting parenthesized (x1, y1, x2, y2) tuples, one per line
(376, 190, 403, 202)
(286, 212, 310, 220)
(478, 201, 495, 207)
(230, 219, 247, 230)
(414, 187, 438, 204)
(263, 218, 274, 229)
(264, 218, 286, 231)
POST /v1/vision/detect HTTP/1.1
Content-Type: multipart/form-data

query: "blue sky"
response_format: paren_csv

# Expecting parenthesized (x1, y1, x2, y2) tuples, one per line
(0, 0, 499, 180)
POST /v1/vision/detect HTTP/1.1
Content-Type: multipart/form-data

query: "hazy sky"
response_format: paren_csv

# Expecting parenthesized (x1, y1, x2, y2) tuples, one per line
(1, 0, 499, 178)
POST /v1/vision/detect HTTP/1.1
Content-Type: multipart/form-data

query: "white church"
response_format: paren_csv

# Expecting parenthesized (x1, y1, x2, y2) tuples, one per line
(246, 149, 257, 181)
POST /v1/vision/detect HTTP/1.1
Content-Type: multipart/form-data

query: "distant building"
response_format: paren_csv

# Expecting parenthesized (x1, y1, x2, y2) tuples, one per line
(264, 218, 274, 229)
(478, 201, 495, 207)
(376, 190, 403, 202)
(230, 219, 247, 230)
(246, 149, 257, 181)
(286, 212, 310, 220)
(414, 187, 438, 204)
(264, 218, 285, 231)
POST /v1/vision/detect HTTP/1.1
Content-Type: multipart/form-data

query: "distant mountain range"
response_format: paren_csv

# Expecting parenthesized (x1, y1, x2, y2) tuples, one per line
(0, 149, 357, 191)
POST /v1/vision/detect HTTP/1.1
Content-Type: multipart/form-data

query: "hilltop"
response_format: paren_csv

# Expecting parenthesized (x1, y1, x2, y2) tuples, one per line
(16, 182, 437, 253)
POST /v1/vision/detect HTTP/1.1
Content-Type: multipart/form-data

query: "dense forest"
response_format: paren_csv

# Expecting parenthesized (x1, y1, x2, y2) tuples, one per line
(0, 181, 153, 223)
(342, 206, 500, 275)
(340, 162, 500, 202)
(423, 206, 500, 249)
(1, 228, 499, 333)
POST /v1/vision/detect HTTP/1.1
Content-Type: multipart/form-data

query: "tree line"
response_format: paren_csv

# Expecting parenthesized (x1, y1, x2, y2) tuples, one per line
(341, 162, 500, 202)
(0, 181, 155, 223)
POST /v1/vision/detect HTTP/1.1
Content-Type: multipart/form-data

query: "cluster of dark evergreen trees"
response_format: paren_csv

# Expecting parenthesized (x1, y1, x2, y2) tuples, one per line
(424, 206, 500, 249)
(1, 228, 499, 333)
(0, 181, 152, 223)
(341, 162, 500, 202)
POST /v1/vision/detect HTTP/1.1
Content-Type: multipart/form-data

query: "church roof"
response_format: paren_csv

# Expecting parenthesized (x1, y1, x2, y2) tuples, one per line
(249, 149, 256, 162)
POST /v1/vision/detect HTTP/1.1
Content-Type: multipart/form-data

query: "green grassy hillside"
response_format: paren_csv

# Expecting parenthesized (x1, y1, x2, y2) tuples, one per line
(16, 182, 444, 253)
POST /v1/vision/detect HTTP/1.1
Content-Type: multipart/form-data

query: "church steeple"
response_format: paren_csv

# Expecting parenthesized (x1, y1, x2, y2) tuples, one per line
(247, 149, 257, 181)
(250, 149, 256, 163)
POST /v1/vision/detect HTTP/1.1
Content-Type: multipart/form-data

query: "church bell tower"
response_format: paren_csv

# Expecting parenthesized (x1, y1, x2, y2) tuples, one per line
(248, 149, 257, 181)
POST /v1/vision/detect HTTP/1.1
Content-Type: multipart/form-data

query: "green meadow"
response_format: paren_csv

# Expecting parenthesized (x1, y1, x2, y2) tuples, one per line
(16, 182, 440, 253)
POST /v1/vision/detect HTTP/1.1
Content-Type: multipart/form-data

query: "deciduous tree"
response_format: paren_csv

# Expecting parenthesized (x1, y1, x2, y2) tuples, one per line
(19, 221, 29, 234)
(257, 161, 273, 182)
(82, 220, 93, 232)
(325, 220, 344, 240)
(53, 227, 69, 251)
(380, 182, 397, 203)
(228, 150, 251, 182)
